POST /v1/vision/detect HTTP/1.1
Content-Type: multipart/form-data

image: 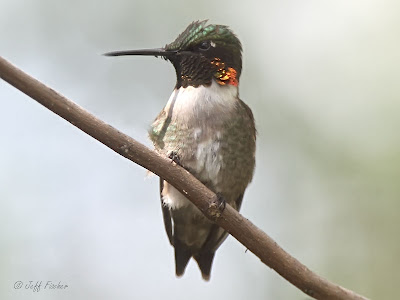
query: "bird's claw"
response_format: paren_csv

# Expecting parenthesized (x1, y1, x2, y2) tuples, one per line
(208, 193, 226, 219)
(168, 151, 181, 166)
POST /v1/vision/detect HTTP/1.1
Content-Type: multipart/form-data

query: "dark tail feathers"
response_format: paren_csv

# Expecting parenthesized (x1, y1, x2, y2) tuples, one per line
(174, 241, 215, 281)
(174, 243, 192, 277)
(194, 252, 215, 281)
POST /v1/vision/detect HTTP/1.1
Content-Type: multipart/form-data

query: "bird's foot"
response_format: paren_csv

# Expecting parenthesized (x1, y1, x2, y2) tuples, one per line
(168, 151, 181, 166)
(208, 193, 226, 219)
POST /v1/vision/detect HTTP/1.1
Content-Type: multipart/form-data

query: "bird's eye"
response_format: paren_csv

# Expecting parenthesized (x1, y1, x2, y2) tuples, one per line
(198, 41, 211, 51)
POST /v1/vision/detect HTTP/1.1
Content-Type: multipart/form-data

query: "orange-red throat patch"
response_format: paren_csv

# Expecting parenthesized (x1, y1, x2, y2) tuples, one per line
(211, 58, 238, 86)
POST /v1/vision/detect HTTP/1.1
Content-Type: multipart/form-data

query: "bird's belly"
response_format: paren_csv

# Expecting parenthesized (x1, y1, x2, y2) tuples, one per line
(185, 137, 222, 185)
(162, 133, 224, 210)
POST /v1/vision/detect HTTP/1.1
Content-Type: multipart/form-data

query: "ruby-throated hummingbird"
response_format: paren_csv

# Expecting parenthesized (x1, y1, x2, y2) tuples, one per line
(105, 20, 256, 280)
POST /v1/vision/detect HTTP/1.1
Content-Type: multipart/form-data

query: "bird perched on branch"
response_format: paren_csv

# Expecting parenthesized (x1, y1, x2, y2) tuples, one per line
(105, 20, 256, 280)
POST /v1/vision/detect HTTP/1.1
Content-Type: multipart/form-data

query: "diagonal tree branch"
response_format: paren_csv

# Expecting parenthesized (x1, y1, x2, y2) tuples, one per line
(0, 56, 368, 300)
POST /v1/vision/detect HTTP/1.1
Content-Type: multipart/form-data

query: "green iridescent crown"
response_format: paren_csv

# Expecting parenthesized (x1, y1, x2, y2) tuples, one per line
(165, 20, 242, 53)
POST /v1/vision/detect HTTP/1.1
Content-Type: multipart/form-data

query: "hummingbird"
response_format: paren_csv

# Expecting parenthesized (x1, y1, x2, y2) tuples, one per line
(105, 20, 256, 280)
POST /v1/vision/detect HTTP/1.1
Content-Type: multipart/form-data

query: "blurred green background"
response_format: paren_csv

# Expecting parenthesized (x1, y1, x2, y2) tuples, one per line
(1, 0, 399, 299)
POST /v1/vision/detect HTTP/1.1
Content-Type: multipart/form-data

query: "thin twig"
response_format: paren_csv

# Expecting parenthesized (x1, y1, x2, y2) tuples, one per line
(0, 56, 369, 300)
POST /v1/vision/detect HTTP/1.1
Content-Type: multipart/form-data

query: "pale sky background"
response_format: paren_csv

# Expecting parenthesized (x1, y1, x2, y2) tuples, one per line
(1, 1, 399, 299)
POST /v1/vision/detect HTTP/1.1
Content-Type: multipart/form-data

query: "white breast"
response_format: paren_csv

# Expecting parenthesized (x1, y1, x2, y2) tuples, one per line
(164, 80, 238, 123)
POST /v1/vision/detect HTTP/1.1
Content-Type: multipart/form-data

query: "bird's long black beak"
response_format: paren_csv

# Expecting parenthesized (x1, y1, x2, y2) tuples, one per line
(103, 48, 177, 58)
